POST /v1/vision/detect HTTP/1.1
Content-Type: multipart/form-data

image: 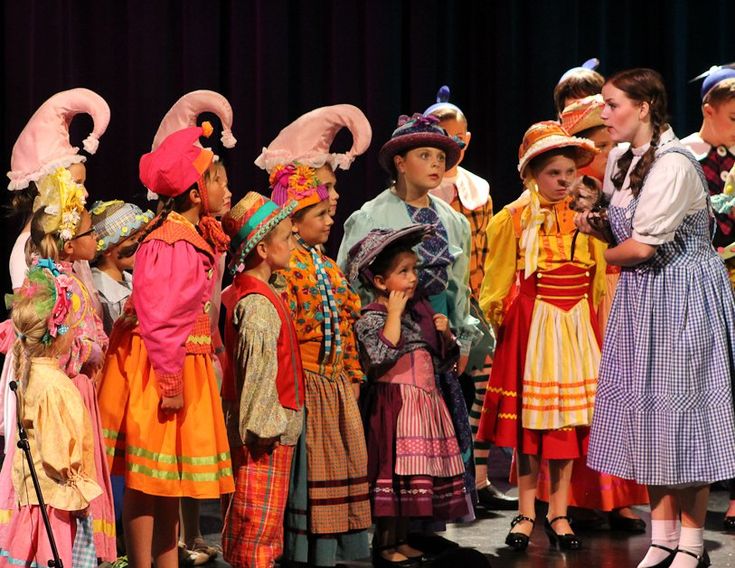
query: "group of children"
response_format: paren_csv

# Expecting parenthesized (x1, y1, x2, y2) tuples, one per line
(0, 59, 734, 568)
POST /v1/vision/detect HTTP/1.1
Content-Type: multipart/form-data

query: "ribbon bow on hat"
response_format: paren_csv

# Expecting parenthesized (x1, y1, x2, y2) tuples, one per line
(7, 88, 110, 191)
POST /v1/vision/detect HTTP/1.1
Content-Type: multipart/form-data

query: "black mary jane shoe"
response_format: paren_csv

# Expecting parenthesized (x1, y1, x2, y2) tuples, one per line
(505, 514, 535, 551)
(544, 516, 582, 550)
(371, 546, 419, 568)
(674, 549, 711, 568)
(642, 543, 677, 568)
(608, 509, 647, 533)
(724, 515, 735, 531)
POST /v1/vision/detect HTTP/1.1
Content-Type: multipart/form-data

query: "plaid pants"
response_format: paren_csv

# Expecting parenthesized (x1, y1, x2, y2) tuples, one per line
(223, 444, 295, 568)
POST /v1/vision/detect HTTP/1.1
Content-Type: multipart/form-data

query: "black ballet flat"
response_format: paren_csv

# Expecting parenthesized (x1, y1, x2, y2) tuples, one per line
(544, 516, 582, 550)
(505, 514, 535, 551)
(371, 546, 419, 568)
(608, 509, 647, 533)
(643, 543, 677, 568)
(675, 549, 710, 568)
(724, 515, 735, 531)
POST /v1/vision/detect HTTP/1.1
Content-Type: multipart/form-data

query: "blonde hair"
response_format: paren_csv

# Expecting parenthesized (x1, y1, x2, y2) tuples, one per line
(11, 274, 67, 391)
(29, 207, 86, 261)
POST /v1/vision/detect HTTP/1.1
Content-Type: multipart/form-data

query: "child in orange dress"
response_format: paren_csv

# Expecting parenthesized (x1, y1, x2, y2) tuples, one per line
(97, 123, 234, 568)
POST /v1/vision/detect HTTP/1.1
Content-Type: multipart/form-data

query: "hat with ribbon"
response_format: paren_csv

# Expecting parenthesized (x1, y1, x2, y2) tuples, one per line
(222, 191, 297, 273)
(7, 88, 110, 191)
(378, 113, 463, 173)
(517, 121, 597, 180)
(346, 223, 434, 284)
(90, 200, 154, 254)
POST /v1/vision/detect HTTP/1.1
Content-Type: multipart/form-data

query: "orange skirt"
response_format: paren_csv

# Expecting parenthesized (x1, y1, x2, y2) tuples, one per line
(536, 458, 649, 510)
(98, 329, 234, 498)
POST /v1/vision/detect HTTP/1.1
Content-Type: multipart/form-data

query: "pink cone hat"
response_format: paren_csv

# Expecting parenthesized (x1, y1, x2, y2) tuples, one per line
(152, 90, 237, 150)
(254, 104, 372, 173)
(7, 88, 110, 191)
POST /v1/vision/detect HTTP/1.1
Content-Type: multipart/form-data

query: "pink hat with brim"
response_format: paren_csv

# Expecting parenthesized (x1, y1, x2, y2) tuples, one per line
(254, 104, 372, 173)
(517, 121, 597, 180)
(7, 88, 110, 191)
(152, 90, 237, 150)
(378, 113, 462, 174)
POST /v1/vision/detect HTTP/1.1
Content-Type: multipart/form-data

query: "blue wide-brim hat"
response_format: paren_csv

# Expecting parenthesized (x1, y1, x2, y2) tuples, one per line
(378, 113, 462, 174)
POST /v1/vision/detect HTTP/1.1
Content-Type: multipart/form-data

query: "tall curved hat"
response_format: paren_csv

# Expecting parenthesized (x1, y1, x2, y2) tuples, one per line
(560, 95, 605, 135)
(517, 121, 597, 179)
(379, 113, 463, 173)
(690, 63, 735, 100)
(557, 57, 601, 85)
(254, 104, 372, 173)
(152, 89, 237, 150)
(7, 88, 111, 191)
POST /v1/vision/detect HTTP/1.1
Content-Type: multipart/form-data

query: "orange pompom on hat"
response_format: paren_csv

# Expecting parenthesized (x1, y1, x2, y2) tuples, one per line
(139, 122, 214, 198)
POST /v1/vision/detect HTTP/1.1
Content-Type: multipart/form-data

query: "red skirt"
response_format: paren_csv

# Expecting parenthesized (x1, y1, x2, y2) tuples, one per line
(477, 265, 597, 458)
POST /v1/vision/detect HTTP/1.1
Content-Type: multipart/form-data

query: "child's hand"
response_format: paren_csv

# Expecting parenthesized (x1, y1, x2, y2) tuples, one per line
(161, 394, 184, 413)
(387, 290, 409, 315)
(433, 314, 453, 339)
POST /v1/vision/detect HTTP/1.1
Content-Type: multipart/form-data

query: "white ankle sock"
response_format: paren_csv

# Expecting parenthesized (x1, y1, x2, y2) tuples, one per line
(637, 519, 680, 568)
(670, 527, 705, 567)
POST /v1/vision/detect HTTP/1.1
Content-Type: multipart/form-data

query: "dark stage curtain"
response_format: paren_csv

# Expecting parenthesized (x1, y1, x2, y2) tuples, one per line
(2, 0, 734, 312)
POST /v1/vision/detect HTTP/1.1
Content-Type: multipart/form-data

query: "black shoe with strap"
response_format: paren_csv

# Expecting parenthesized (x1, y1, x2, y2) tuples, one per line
(675, 549, 711, 568)
(724, 515, 735, 531)
(505, 514, 535, 551)
(544, 515, 582, 550)
(643, 543, 677, 568)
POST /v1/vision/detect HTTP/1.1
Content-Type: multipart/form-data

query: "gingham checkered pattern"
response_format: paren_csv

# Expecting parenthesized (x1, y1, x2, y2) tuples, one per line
(72, 516, 98, 568)
(588, 148, 735, 486)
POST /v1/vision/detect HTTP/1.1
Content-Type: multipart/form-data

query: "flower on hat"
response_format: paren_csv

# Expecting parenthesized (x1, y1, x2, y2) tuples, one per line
(269, 162, 329, 210)
(34, 167, 86, 242)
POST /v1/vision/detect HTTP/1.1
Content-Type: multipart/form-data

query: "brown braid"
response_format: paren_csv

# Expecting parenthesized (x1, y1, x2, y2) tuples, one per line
(607, 68, 669, 198)
(117, 196, 176, 258)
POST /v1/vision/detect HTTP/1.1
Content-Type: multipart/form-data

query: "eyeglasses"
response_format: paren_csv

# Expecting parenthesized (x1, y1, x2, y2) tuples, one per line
(71, 227, 96, 240)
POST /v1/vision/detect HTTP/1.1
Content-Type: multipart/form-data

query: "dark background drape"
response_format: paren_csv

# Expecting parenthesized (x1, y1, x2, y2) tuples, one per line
(2, 0, 734, 309)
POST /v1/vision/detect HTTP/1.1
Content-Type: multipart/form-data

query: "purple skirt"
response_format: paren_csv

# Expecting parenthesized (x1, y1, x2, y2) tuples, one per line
(362, 381, 468, 519)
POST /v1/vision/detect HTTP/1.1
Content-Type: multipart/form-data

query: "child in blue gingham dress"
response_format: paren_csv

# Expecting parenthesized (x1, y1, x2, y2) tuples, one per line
(586, 124, 735, 568)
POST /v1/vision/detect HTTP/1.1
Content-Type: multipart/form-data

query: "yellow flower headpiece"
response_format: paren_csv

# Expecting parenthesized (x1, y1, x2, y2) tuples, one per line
(33, 167, 87, 242)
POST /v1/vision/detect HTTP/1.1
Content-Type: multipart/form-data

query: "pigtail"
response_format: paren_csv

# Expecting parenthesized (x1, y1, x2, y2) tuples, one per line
(627, 117, 663, 198)
(606, 68, 669, 199)
(118, 197, 174, 258)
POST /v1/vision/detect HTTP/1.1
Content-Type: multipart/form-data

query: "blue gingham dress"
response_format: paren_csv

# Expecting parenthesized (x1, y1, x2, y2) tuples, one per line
(587, 147, 735, 486)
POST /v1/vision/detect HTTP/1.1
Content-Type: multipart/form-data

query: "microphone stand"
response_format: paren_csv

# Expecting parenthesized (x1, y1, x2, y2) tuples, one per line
(9, 380, 63, 568)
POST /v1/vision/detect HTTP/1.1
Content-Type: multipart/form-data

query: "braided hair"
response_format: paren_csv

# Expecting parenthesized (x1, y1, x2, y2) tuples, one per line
(608, 69, 669, 198)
